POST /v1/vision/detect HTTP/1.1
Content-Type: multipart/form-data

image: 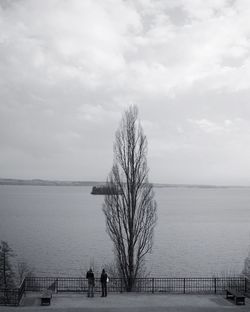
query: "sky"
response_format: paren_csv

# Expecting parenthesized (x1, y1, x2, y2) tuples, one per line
(1, 0, 250, 185)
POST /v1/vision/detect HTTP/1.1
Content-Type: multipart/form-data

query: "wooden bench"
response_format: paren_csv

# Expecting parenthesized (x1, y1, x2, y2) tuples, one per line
(40, 290, 52, 306)
(225, 288, 245, 305)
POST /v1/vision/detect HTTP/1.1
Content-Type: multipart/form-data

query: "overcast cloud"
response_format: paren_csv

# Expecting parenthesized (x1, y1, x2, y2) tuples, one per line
(1, 0, 250, 185)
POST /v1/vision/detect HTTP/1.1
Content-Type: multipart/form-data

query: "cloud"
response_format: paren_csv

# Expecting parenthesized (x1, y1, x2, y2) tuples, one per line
(187, 118, 233, 133)
(2, 0, 250, 96)
(1, 0, 250, 183)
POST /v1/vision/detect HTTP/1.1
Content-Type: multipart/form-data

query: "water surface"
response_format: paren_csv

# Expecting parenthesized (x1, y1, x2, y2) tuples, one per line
(0, 185, 249, 277)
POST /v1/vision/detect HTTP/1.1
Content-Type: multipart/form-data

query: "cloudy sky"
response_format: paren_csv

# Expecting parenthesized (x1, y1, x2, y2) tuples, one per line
(1, 0, 250, 185)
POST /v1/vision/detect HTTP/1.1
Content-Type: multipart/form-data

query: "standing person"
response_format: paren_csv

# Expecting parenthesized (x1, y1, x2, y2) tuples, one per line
(86, 268, 95, 297)
(100, 269, 108, 297)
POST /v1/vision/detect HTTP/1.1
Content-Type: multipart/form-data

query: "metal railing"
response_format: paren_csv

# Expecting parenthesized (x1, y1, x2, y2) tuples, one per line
(0, 288, 19, 306)
(0, 278, 26, 306)
(18, 278, 26, 303)
(1, 276, 249, 306)
(25, 276, 248, 294)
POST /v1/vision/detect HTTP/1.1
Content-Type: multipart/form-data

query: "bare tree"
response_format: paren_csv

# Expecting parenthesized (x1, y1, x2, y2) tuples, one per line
(103, 105, 157, 291)
(0, 241, 15, 288)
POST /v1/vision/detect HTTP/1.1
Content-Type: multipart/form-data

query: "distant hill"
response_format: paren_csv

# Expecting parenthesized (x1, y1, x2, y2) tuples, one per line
(153, 183, 250, 188)
(0, 178, 105, 186)
(0, 178, 248, 188)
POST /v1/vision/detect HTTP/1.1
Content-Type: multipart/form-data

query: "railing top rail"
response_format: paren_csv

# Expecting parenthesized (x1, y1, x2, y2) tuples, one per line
(17, 278, 26, 288)
(24, 276, 246, 279)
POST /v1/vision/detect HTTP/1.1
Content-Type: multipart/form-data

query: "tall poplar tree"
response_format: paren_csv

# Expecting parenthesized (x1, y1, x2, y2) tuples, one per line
(103, 105, 157, 291)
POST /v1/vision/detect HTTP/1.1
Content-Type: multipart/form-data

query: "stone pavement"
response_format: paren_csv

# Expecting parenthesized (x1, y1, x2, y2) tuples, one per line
(0, 293, 249, 312)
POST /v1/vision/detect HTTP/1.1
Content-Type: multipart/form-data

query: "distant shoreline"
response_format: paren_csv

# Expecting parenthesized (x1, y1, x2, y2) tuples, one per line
(0, 178, 249, 189)
(0, 178, 102, 187)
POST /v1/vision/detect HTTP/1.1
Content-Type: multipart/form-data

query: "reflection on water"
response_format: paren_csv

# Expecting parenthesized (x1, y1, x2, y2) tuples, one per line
(0, 185, 250, 276)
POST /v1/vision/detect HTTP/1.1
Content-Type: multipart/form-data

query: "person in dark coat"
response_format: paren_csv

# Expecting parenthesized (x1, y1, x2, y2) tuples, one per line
(100, 269, 108, 297)
(86, 268, 95, 297)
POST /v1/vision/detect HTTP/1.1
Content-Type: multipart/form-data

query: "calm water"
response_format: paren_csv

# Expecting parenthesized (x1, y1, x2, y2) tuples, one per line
(0, 185, 250, 277)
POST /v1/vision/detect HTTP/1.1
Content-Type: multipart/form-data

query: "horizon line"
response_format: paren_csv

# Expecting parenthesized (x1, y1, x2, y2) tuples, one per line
(0, 177, 249, 188)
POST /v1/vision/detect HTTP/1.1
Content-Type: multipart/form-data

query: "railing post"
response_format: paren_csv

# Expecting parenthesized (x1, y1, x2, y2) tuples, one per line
(24, 277, 28, 292)
(183, 278, 185, 294)
(152, 278, 155, 294)
(214, 278, 217, 294)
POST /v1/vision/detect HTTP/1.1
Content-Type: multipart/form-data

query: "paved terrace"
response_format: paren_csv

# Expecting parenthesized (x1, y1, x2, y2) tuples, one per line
(0, 293, 249, 312)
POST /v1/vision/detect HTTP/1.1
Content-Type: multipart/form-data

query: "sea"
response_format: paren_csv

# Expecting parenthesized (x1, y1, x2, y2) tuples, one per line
(0, 185, 250, 277)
